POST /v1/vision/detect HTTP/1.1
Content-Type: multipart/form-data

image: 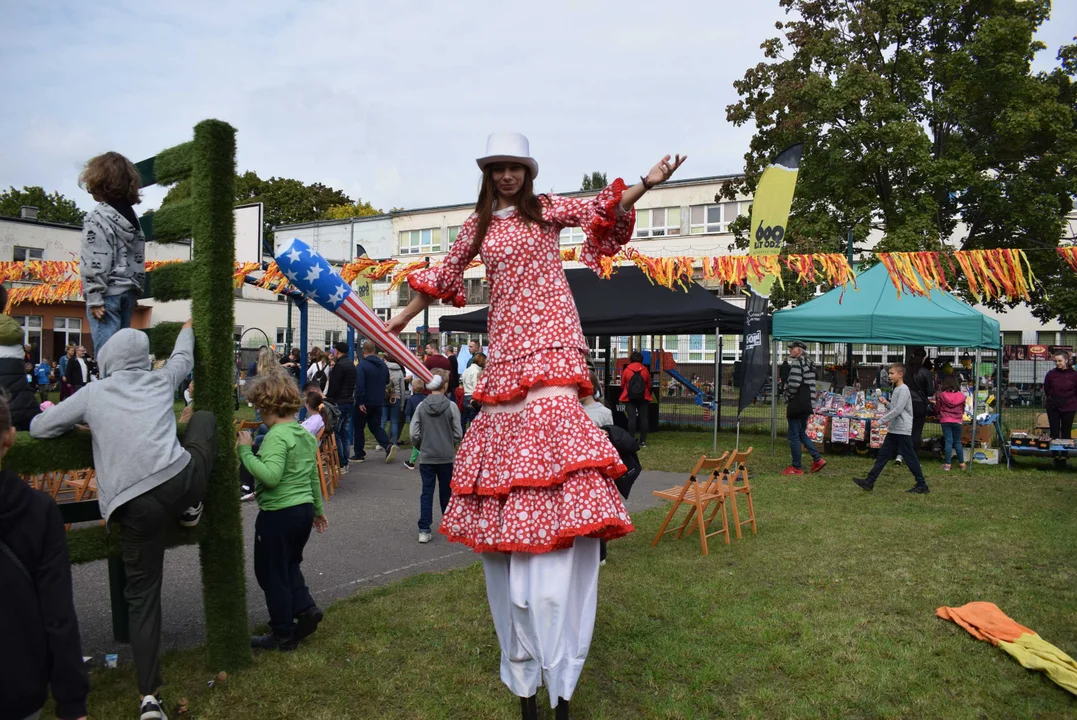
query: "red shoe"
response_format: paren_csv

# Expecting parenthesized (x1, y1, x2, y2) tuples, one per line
(810, 458, 827, 473)
(781, 466, 804, 476)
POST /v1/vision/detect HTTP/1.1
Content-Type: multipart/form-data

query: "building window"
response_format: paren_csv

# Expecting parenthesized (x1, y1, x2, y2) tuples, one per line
(447, 226, 461, 246)
(13, 246, 43, 262)
(375, 308, 391, 323)
(1059, 331, 1077, 350)
(1037, 331, 1057, 345)
(465, 278, 489, 305)
(54, 317, 82, 355)
(275, 327, 293, 346)
(635, 207, 681, 238)
(324, 330, 342, 348)
(559, 227, 585, 246)
(234, 325, 243, 346)
(689, 202, 742, 235)
(1001, 331, 1022, 347)
(399, 228, 442, 255)
(15, 316, 43, 362)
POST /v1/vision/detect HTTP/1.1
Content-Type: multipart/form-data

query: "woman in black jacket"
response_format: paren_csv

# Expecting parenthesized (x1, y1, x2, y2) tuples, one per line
(0, 396, 88, 720)
(903, 347, 935, 463)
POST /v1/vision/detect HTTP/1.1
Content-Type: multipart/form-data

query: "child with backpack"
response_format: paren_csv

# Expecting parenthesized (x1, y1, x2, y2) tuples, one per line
(409, 369, 461, 543)
(402, 376, 426, 470)
(619, 351, 652, 448)
(936, 374, 967, 471)
(0, 394, 89, 720)
(238, 372, 328, 651)
(301, 390, 330, 438)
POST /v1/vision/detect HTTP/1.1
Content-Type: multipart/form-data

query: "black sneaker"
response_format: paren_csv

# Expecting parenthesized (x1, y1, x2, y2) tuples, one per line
(140, 694, 167, 720)
(295, 606, 323, 641)
(906, 484, 930, 494)
(179, 502, 203, 528)
(639, 441, 647, 449)
(250, 631, 298, 652)
(852, 477, 874, 492)
(404, 460, 416, 470)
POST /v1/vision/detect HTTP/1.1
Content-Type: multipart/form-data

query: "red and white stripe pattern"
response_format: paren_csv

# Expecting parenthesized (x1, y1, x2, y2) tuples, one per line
(335, 292, 433, 384)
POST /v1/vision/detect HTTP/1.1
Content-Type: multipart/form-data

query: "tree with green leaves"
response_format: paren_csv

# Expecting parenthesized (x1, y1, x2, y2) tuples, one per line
(720, 0, 1077, 323)
(161, 171, 359, 251)
(580, 171, 608, 191)
(324, 199, 383, 220)
(0, 186, 86, 225)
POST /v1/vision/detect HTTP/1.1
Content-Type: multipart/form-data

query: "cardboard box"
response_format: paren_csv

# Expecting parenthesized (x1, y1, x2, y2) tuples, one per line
(972, 448, 1000, 465)
(961, 424, 995, 445)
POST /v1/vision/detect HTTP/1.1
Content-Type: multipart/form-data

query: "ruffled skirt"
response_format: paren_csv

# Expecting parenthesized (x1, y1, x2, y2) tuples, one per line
(440, 354, 634, 554)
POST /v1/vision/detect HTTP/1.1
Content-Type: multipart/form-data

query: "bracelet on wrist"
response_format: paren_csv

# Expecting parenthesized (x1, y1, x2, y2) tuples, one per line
(640, 175, 654, 191)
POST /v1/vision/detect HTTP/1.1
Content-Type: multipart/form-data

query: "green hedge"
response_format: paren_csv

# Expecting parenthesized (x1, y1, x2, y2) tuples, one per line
(189, 119, 250, 670)
(146, 262, 194, 302)
(66, 523, 204, 565)
(152, 198, 194, 243)
(7, 430, 93, 474)
(152, 141, 194, 186)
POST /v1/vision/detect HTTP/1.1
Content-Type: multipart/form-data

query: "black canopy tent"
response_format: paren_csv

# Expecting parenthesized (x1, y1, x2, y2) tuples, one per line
(440, 267, 747, 335)
(441, 267, 747, 444)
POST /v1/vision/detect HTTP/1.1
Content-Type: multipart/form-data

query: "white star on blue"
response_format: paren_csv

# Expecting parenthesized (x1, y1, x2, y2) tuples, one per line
(275, 237, 352, 310)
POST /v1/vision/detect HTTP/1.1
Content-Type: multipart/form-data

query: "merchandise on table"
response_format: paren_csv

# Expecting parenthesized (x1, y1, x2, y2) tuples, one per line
(831, 417, 850, 444)
(806, 414, 828, 443)
(849, 419, 867, 442)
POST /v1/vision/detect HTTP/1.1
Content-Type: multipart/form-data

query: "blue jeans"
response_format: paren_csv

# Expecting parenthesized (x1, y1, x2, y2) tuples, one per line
(941, 422, 964, 465)
(787, 415, 822, 469)
(418, 463, 453, 532)
(381, 401, 402, 445)
(87, 288, 139, 352)
(335, 402, 353, 467)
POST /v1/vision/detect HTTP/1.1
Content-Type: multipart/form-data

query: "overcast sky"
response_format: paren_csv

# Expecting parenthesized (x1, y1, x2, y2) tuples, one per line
(1, 0, 1073, 214)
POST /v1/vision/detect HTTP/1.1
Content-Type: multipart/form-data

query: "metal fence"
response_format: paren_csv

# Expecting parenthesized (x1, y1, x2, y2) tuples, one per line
(589, 336, 1059, 446)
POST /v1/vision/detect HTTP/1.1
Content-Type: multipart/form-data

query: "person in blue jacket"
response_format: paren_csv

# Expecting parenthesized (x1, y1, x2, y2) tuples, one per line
(35, 356, 53, 403)
(353, 340, 397, 463)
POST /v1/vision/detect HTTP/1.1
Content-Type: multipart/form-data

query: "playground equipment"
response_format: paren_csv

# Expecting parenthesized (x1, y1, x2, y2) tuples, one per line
(7, 120, 251, 670)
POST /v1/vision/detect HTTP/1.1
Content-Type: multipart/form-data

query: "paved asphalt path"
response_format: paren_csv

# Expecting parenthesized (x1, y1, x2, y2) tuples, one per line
(71, 452, 679, 663)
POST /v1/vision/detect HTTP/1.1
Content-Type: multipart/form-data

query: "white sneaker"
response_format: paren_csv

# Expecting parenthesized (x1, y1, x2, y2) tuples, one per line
(140, 694, 167, 720)
(240, 492, 256, 502)
(374, 445, 384, 453)
(895, 455, 904, 465)
(418, 531, 432, 544)
(179, 502, 203, 528)
(385, 445, 398, 463)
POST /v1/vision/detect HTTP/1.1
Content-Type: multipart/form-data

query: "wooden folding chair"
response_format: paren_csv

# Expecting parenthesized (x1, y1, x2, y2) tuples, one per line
(720, 447, 756, 539)
(651, 453, 732, 556)
(312, 429, 331, 501)
(323, 431, 341, 492)
(60, 469, 98, 530)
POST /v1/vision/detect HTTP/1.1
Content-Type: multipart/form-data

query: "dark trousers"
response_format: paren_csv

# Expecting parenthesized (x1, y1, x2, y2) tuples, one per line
(335, 402, 353, 467)
(353, 404, 391, 460)
(1047, 408, 1075, 440)
(625, 399, 649, 443)
(418, 463, 453, 532)
(910, 410, 927, 456)
(112, 411, 216, 695)
(866, 432, 927, 488)
(254, 503, 316, 637)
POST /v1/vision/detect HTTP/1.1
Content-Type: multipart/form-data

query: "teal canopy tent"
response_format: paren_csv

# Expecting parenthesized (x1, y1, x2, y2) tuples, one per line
(772, 263, 1000, 349)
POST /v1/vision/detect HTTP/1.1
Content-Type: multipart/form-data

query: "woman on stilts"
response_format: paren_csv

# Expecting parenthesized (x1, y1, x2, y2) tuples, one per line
(388, 132, 685, 719)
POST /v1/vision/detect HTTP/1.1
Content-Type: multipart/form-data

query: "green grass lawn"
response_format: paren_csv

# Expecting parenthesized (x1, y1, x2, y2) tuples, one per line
(71, 430, 1077, 719)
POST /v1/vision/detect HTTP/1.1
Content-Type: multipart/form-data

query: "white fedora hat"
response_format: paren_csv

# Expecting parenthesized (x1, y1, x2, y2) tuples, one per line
(476, 132, 539, 179)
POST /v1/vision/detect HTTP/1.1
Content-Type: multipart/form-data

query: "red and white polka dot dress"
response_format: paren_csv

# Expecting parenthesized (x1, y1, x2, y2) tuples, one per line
(409, 180, 636, 553)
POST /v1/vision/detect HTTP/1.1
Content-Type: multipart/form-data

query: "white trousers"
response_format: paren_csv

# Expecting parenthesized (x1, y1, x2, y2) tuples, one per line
(481, 537, 601, 707)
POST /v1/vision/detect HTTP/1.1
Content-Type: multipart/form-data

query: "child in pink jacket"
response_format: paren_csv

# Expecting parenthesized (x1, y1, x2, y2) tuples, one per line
(936, 374, 967, 470)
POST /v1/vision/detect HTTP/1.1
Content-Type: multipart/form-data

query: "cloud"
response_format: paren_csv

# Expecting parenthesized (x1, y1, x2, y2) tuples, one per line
(1, 0, 1073, 214)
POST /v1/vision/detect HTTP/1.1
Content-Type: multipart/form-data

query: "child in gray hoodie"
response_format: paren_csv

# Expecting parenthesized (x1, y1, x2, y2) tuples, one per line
(30, 321, 217, 720)
(852, 363, 929, 494)
(410, 369, 461, 544)
(78, 151, 146, 352)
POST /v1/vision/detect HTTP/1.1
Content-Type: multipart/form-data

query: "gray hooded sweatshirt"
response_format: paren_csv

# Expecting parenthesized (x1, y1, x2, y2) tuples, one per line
(409, 393, 462, 465)
(80, 202, 146, 307)
(30, 327, 193, 521)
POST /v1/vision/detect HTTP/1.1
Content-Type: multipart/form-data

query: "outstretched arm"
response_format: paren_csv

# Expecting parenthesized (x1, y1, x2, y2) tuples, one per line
(619, 154, 687, 211)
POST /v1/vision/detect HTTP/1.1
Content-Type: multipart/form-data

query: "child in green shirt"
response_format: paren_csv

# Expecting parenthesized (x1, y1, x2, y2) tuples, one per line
(238, 372, 329, 651)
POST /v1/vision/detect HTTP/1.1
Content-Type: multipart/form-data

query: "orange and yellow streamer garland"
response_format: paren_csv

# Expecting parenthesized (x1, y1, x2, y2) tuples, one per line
(1, 248, 1071, 312)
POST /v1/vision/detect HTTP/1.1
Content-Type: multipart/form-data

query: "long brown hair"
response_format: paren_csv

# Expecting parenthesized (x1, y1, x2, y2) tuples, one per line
(471, 165, 550, 254)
